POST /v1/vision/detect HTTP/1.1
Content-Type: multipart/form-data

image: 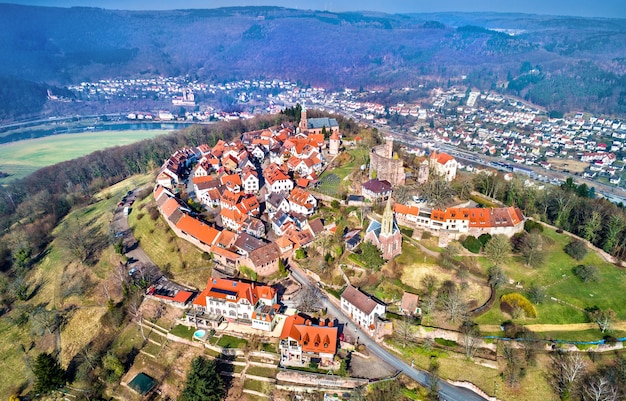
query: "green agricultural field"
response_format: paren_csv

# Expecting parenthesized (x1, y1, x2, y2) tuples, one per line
(0, 130, 171, 183)
(475, 226, 626, 326)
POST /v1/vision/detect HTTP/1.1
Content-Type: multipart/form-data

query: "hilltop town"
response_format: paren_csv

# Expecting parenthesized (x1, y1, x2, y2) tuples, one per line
(114, 98, 543, 400)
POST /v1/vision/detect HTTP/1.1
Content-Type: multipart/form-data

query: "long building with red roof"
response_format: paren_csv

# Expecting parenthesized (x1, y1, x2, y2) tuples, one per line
(394, 203, 524, 238)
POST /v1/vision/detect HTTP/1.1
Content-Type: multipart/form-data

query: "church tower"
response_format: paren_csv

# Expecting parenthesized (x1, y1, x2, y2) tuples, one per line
(299, 102, 308, 133)
(381, 197, 394, 237)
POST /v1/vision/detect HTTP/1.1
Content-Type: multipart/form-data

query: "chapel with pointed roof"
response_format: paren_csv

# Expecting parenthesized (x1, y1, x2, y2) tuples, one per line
(363, 197, 402, 259)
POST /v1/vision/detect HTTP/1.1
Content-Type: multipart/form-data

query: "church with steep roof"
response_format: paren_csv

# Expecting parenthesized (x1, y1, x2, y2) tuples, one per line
(364, 198, 402, 259)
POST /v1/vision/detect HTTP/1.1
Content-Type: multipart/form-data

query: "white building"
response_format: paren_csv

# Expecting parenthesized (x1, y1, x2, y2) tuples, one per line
(340, 285, 386, 329)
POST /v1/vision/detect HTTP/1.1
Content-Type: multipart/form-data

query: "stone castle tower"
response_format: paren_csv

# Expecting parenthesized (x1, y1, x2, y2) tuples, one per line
(369, 136, 405, 186)
(329, 131, 340, 156)
(417, 159, 429, 185)
(384, 136, 393, 158)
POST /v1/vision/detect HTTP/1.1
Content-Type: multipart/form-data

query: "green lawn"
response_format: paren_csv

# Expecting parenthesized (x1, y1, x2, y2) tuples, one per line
(217, 335, 248, 349)
(475, 226, 626, 325)
(0, 130, 171, 183)
(317, 147, 369, 198)
(170, 324, 195, 341)
(243, 379, 272, 394)
(246, 365, 277, 378)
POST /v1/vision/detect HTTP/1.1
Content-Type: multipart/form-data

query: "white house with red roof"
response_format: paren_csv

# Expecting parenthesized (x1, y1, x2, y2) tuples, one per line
(188, 277, 277, 331)
(265, 163, 294, 194)
(341, 285, 386, 330)
(279, 314, 338, 368)
(429, 150, 457, 181)
(241, 167, 260, 193)
(287, 187, 318, 216)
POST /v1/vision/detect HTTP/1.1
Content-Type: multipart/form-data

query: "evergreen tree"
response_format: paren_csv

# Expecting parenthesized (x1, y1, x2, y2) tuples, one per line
(180, 357, 224, 401)
(33, 352, 65, 394)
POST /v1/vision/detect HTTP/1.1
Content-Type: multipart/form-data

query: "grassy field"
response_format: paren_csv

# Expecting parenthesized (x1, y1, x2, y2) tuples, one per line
(217, 335, 248, 349)
(548, 157, 589, 173)
(316, 146, 369, 198)
(128, 194, 212, 289)
(475, 226, 626, 327)
(0, 174, 152, 399)
(386, 338, 554, 401)
(0, 129, 171, 183)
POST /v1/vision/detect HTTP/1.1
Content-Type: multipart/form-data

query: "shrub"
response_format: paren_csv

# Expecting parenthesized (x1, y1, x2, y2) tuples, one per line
(295, 248, 306, 260)
(148, 205, 160, 220)
(573, 264, 600, 282)
(136, 212, 145, 220)
(462, 235, 482, 254)
(527, 283, 546, 304)
(564, 239, 588, 261)
(478, 233, 492, 246)
(500, 293, 537, 318)
(510, 232, 526, 252)
(422, 231, 432, 240)
(524, 220, 544, 233)
(239, 266, 257, 281)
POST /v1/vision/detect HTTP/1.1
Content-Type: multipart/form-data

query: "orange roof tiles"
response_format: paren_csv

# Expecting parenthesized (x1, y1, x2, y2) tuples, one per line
(421, 206, 525, 228)
(280, 315, 338, 355)
(175, 215, 220, 246)
(214, 229, 237, 248)
(393, 204, 420, 216)
(430, 150, 455, 165)
(192, 175, 215, 185)
(221, 173, 242, 187)
(161, 197, 181, 218)
(194, 277, 276, 307)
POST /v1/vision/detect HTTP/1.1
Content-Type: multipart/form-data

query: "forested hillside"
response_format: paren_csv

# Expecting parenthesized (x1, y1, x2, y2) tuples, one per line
(0, 4, 624, 116)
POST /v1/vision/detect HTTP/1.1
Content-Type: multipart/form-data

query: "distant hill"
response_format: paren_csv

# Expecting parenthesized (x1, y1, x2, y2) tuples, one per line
(0, 4, 625, 116)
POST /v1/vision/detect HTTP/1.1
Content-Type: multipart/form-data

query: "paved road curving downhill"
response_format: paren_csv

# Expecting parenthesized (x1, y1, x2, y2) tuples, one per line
(289, 266, 489, 401)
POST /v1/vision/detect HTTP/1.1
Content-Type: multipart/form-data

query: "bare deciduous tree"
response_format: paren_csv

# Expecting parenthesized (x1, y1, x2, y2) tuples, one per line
(550, 351, 588, 400)
(484, 234, 512, 267)
(583, 375, 618, 401)
(459, 319, 480, 359)
(395, 314, 416, 348)
(590, 308, 615, 333)
(127, 294, 146, 340)
(296, 285, 321, 313)
(521, 232, 545, 268)
(438, 283, 465, 323)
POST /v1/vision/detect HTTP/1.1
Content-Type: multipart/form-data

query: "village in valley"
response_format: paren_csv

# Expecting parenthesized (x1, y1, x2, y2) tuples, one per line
(109, 100, 547, 400)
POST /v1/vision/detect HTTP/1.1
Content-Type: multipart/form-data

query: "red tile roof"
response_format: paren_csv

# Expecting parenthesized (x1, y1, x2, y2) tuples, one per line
(280, 315, 338, 355)
(193, 277, 276, 307)
(175, 215, 220, 246)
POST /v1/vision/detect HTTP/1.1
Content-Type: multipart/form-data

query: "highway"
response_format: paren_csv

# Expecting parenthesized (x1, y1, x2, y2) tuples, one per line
(289, 266, 489, 401)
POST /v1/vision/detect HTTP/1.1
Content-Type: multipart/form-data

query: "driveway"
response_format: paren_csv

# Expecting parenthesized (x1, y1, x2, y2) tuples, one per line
(111, 189, 157, 270)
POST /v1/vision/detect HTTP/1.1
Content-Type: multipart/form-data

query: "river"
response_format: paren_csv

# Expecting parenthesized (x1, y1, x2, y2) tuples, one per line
(0, 121, 193, 144)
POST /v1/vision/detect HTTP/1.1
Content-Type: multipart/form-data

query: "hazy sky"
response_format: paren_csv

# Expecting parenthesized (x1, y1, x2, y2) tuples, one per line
(5, 0, 626, 18)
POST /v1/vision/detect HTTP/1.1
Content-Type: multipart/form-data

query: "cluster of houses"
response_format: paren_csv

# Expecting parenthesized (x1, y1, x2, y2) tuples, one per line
(154, 117, 341, 276)
(148, 110, 531, 368)
(149, 273, 396, 369)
